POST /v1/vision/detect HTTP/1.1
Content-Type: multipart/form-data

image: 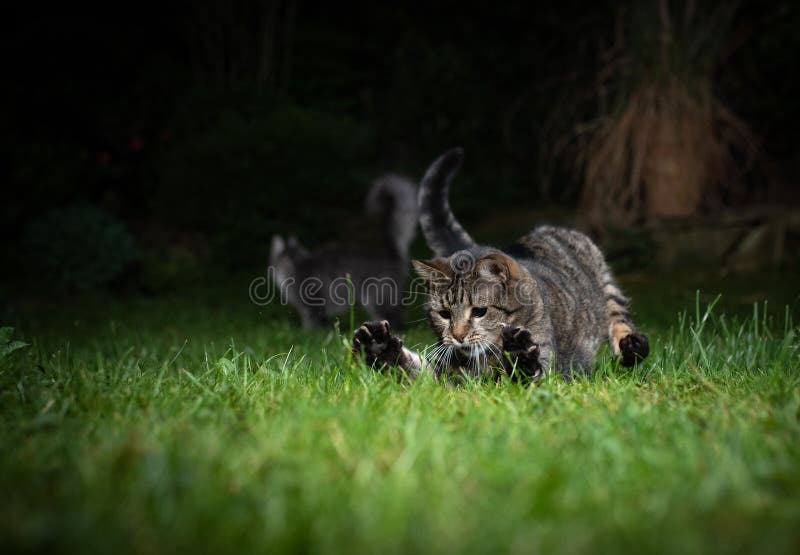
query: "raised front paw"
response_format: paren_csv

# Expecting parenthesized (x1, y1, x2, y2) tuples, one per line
(500, 324, 543, 380)
(619, 332, 649, 367)
(352, 320, 405, 369)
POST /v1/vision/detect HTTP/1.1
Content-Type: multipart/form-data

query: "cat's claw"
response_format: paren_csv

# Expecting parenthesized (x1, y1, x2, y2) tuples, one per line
(500, 323, 543, 380)
(352, 320, 405, 369)
(619, 332, 649, 367)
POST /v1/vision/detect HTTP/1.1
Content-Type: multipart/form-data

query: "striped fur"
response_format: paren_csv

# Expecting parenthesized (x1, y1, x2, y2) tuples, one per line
(511, 226, 645, 372)
(271, 174, 418, 329)
(353, 148, 649, 378)
(418, 147, 476, 257)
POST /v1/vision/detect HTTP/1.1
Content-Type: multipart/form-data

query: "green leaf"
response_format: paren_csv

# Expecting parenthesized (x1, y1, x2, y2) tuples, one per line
(0, 327, 28, 360)
(0, 326, 12, 343)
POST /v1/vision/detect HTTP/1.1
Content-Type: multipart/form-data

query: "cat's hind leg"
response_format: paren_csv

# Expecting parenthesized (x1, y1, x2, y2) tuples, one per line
(601, 278, 649, 366)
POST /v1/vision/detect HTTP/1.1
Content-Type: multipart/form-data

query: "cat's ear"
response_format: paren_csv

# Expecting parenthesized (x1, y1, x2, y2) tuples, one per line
(271, 234, 286, 256)
(412, 258, 452, 285)
(475, 253, 523, 283)
(286, 235, 309, 256)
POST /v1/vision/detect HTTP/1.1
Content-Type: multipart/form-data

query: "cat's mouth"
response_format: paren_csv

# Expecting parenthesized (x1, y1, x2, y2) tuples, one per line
(456, 343, 491, 359)
(447, 340, 504, 369)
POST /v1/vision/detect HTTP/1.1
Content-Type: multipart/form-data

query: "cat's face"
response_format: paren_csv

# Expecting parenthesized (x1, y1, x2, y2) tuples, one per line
(413, 251, 532, 371)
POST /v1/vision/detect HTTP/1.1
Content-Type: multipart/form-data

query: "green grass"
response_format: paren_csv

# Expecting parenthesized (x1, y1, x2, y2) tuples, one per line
(1, 285, 799, 554)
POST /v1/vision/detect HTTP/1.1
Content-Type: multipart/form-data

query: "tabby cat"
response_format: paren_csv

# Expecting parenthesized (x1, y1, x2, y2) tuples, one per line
(352, 148, 649, 379)
(271, 174, 417, 329)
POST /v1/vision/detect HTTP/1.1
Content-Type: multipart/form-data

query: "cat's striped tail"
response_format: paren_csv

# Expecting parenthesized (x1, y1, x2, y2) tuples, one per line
(418, 147, 476, 257)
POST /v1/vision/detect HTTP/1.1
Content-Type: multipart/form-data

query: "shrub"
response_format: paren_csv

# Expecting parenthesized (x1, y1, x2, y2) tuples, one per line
(579, 1, 758, 226)
(155, 98, 373, 269)
(24, 204, 137, 290)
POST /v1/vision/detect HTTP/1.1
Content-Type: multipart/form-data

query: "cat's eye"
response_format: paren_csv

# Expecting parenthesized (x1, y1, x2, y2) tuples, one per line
(438, 309, 451, 319)
(471, 307, 488, 318)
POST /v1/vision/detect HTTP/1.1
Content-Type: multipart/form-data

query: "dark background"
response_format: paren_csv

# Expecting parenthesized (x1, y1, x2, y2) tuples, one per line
(2, 1, 799, 298)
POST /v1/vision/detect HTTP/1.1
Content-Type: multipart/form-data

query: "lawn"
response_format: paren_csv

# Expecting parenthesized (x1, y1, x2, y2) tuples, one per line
(1, 274, 799, 555)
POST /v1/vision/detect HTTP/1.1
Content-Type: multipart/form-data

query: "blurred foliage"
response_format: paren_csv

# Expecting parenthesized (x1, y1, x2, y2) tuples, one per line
(0, 327, 28, 362)
(137, 245, 203, 294)
(23, 204, 138, 290)
(578, 0, 760, 226)
(610, 2, 740, 93)
(599, 227, 657, 274)
(1, 1, 798, 285)
(155, 96, 373, 268)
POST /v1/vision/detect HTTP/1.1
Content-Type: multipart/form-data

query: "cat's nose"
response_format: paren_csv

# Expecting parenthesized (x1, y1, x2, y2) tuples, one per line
(452, 330, 466, 342)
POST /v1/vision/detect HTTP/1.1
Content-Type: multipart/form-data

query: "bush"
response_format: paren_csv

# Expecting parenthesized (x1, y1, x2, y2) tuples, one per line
(24, 204, 137, 290)
(155, 98, 373, 269)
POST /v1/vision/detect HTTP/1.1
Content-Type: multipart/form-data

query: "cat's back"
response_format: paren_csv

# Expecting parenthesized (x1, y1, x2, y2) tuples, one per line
(506, 225, 608, 302)
(508, 225, 611, 367)
(296, 243, 406, 281)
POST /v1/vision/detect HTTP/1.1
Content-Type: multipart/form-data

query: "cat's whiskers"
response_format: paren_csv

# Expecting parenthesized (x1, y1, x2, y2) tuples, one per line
(426, 341, 452, 373)
(490, 346, 502, 368)
(480, 340, 503, 371)
(492, 345, 502, 369)
(480, 341, 492, 370)
(425, 338, 444, 350)
(425, 343, 446, 365)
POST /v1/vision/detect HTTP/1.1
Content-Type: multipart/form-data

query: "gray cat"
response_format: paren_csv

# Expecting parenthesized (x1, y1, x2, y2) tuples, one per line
(352, 148, 649, 379)
(270, 174, 417, 329)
